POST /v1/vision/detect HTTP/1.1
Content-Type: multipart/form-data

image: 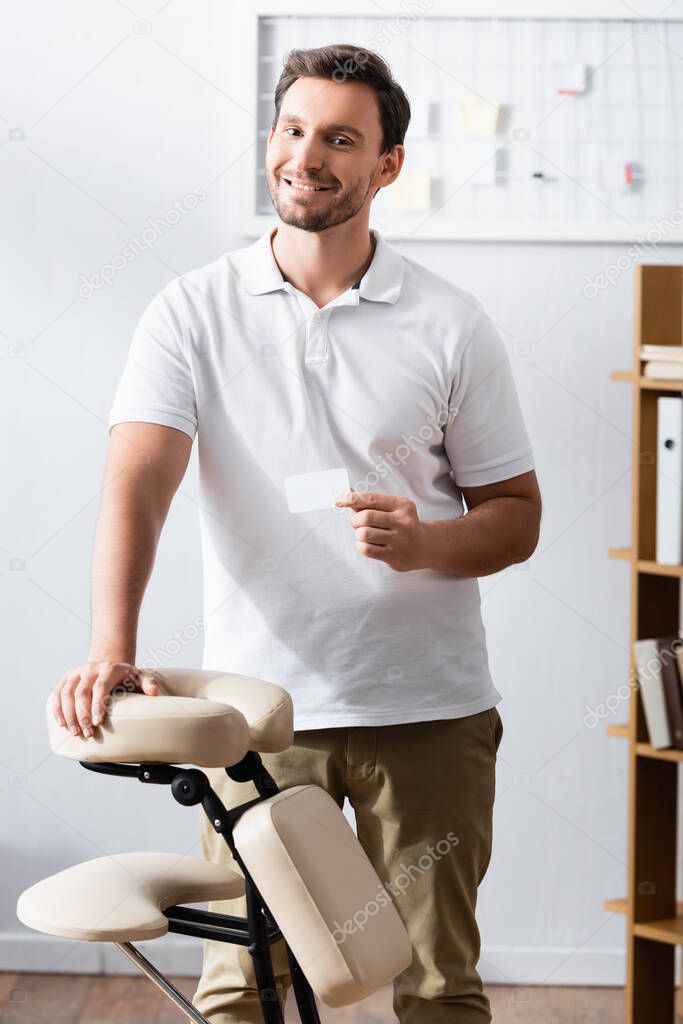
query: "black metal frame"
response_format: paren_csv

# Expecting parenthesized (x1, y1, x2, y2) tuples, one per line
(79, 751, 321, 1024)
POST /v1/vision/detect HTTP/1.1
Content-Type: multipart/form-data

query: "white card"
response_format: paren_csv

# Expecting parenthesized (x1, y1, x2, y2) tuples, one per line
(284, 467, 351, 513)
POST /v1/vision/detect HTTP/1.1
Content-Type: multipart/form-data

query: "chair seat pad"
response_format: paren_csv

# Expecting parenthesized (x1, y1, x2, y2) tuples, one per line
(16, 852, 244, 942)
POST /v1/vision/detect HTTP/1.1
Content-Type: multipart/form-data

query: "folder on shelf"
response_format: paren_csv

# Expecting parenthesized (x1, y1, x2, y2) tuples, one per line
(658, 637, 683, 748)
(641, 344, 683, 362)
(643, 361, 683, 380)
(634, 638, 674, 749)
(656, 396, 683, 564)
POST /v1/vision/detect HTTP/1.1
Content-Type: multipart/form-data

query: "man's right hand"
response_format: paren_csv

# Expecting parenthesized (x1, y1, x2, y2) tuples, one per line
(50, 662, 160, 738)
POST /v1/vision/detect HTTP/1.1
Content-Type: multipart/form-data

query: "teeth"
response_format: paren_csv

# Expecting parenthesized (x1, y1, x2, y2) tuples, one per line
(285, 179, 328, 192)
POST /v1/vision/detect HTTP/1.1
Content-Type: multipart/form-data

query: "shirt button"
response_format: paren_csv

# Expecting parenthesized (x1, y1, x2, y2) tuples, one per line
(313, 314, 321, 324)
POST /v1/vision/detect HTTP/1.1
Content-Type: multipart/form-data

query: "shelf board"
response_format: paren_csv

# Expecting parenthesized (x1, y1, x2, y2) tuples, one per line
(607, 723, 629, 738)
(635, 742, 683, 762)
(609, 369, 683, 391)
(637, 560, 683, 577)
(607, 548, 683, 576)
(633, 916, 683, 945)
(605, 899, 683, 917)
(608, 547, 632, 561)
(639, 376, 683, 392)
(610, 370, 634, 382)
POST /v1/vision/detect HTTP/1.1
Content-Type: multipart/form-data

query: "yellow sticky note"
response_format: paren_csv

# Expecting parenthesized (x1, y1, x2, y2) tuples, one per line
(459, 96, 500, 137)
(390, 171, 432, 212)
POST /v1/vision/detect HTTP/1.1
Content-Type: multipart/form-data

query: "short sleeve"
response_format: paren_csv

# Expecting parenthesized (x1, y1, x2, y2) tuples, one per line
(107, 282, 198, 440)
(444, 309, 535, 488)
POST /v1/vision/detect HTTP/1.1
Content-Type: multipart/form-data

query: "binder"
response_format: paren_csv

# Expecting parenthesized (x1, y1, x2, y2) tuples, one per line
(658, 637, 683, 748)
(634, 638, 672, 748)
(656, 396, 683, 564)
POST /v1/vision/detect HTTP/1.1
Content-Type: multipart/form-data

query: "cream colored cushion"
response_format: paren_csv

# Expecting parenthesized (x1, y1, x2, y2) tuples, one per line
(47, 667, 294, 767)
(234, 785, 413, 1008)
(16, 852, 244, 942)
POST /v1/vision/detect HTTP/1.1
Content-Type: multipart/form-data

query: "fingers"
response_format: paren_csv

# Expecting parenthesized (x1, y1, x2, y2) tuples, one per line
(92, 664, 142, 728)
(73, 673, 97, 737)
(49, 687, 66, 729)
(91, 664, 132, 728)
(355, 540, 387, 560)
(52, 663, 160, 738)
(139, 673, 159, 695)
(335, 490, 402, 511)
(56, 673, 81, 736)
(350, 508, 395, 529)
(355, 525, 390, 546)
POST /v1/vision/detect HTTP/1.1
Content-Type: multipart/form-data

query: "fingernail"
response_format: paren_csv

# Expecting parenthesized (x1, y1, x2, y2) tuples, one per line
(70, 726, 78, 736)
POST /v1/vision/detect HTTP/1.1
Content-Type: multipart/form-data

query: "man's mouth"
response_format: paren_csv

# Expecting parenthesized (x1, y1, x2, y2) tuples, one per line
(281, 177, 335, 193)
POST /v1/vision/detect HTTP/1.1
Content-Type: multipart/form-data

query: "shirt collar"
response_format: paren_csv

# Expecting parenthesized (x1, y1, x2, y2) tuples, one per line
(240, 225, 404, 304)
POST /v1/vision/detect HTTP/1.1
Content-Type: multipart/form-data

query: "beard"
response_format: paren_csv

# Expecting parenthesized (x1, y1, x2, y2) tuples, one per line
(265, 170, 375, 233)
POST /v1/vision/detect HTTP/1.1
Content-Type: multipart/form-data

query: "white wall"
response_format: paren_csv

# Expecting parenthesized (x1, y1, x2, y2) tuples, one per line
(2, 0, 681, 988)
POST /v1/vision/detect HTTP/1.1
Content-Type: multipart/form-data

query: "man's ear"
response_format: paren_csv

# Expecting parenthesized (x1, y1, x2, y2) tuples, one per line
(374, 146, 404, 196)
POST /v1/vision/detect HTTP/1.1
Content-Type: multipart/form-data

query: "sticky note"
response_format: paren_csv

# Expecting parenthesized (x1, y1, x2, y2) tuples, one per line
(284, 467, 351, 513)
(552, 61, 588, 95)
(390, 171, 432, 211)
(459, 96, 500, 137)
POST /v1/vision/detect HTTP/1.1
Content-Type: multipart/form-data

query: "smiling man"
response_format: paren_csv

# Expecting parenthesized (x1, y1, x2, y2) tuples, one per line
(50, 42, 540, 1024)
(190, 47, 540, 1024)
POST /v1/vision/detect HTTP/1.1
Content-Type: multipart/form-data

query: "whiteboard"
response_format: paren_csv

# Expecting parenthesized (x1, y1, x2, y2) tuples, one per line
(241, 8, 683, 242)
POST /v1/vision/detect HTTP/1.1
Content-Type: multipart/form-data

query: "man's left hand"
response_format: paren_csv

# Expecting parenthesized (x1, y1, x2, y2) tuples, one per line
(334, 489, 429, 572)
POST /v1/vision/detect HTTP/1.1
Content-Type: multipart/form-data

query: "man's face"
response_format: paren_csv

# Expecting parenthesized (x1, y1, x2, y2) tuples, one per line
(265, 75, 391, 233)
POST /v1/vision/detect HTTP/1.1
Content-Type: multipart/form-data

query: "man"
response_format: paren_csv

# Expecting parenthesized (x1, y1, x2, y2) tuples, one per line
(50, 43, 540, 1024)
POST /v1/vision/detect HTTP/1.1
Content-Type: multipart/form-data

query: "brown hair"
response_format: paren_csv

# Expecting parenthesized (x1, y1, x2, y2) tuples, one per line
(272, 43, 411, 156)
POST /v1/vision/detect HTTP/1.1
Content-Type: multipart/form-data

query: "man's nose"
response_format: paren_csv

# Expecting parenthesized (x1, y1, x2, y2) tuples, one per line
(291, 135, 325, 170)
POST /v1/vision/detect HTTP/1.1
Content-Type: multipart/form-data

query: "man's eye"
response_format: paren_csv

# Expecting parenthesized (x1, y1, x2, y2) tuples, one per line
(283, 128, 349, 145)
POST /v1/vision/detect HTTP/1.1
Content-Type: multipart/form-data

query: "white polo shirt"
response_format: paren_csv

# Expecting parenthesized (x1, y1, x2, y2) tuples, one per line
(108, 225, 535, 730)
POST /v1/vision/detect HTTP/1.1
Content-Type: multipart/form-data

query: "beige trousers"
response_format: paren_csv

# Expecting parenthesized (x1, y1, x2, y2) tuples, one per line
(192, 706, 503, 1024)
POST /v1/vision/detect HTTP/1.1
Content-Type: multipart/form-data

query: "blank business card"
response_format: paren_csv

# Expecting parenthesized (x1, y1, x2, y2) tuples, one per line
(284, 467, 351, 513)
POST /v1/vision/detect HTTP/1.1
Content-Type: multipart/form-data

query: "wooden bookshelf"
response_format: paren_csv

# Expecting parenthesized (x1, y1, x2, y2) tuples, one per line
(609, 264, 683, 1022)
